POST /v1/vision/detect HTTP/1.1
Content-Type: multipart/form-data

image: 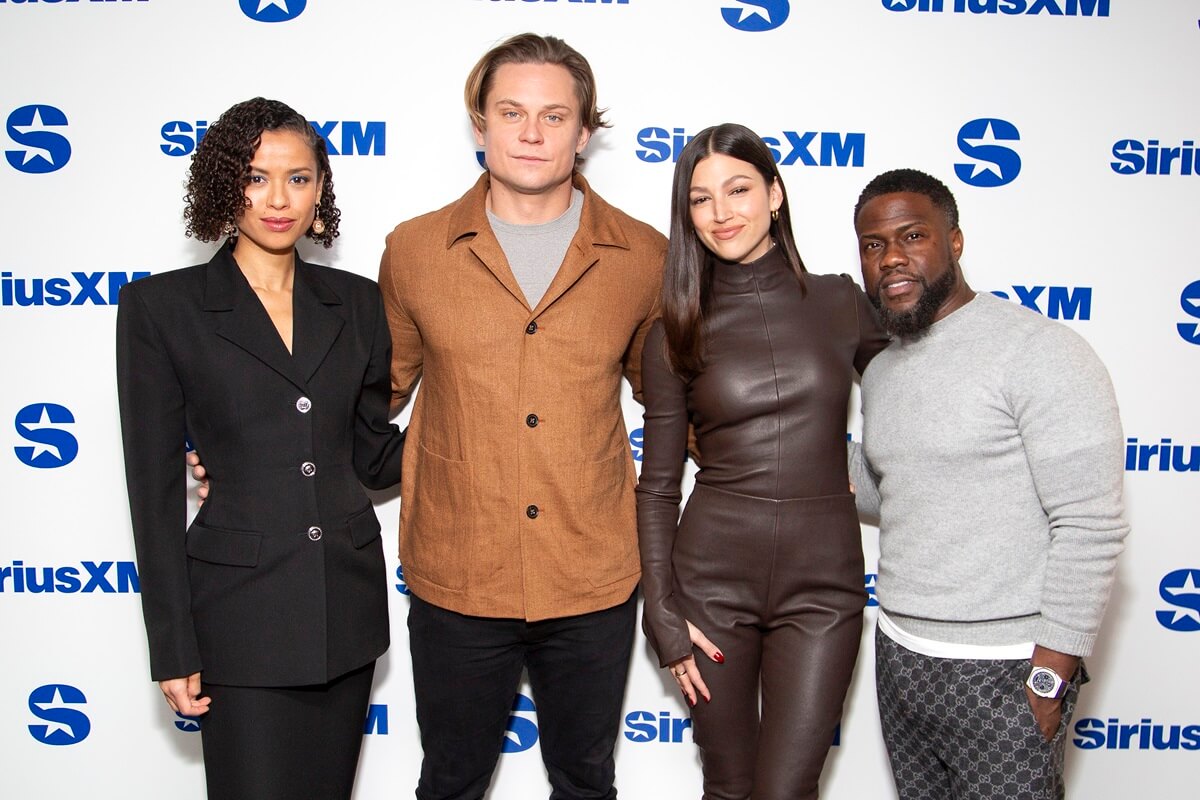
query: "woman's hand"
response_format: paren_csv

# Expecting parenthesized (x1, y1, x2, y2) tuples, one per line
(667, 620, 724, 707)
(186, 452, 210, 506)
(159, 672, 211, 716)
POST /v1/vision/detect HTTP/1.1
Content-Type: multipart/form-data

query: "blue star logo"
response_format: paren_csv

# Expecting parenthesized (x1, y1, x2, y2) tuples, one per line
(721, 0, 790, 32)
(1157, 569, 1200, 632)
(239, 0, 306, 23)
(502, 693, 539, 754)
(1177, 280, 1200, 345)
(28, 684, 91, 746)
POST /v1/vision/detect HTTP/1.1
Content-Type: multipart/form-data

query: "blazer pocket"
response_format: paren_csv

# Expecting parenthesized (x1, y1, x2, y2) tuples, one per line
(186, 522, 262, 567)
(348, 504, 382, 549)
(576, 449, 639, 588)
(405, 442, 474, 591)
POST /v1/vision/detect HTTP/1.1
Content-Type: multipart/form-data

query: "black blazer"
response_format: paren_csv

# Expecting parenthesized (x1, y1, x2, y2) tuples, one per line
(117, 244, 404, 687)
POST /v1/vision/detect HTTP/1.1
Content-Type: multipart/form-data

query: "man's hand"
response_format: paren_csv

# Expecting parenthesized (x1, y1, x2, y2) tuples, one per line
(159, 672, 211, 716)
(186, 452, 210, 506)
(1024, 646, 1080, 742)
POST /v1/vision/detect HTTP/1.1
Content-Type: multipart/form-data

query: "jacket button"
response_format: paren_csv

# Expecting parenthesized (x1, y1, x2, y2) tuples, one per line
(526, 505, 539, 519)
(296, 397, 312, 413)
(300, 461, 316, 477)
(525, 413, 539, 428)
(525, 321, 537, 335)
(307, 526, 323, 541)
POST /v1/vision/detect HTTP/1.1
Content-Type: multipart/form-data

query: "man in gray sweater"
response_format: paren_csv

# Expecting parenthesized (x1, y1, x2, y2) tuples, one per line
(848, 169, 1128, 799)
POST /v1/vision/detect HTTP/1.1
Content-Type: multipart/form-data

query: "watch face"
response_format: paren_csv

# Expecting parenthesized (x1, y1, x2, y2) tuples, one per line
(1031, 669, 1057, 694)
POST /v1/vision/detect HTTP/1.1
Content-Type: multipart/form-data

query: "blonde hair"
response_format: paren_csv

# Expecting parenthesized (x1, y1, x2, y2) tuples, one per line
(464, 33, 609, 134)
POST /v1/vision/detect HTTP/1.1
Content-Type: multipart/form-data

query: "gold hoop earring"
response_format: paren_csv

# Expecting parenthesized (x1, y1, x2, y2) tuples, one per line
(771, 209, 779, 222)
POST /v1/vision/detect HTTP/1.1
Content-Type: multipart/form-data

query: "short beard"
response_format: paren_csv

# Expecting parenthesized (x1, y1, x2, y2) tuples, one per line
(869, 265, 958, 339)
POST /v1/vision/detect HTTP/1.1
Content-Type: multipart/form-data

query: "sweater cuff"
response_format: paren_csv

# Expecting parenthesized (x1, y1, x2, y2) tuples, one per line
(1035, 619, 1096, 658)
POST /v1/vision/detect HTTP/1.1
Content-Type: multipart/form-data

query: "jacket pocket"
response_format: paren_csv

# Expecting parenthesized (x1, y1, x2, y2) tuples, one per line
(185, 522, 262, 567)
(348, 504, 382, 549)
(575, 449, 639, 588)
(403, 442, 474, 590)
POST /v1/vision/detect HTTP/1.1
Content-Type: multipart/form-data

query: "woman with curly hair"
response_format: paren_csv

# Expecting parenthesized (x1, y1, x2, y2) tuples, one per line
(116, 97, 405, 799)
(635, 123, 889, 799)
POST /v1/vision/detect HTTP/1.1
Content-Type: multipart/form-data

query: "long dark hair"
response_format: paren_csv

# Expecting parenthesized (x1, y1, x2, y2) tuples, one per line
(661, 123, 806, 377)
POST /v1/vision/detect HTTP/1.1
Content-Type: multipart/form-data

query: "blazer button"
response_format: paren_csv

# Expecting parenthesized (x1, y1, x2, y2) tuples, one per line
(525, 321, 537, 335)
(307, 526, 323, 541)
(525, 413, 539, 428)
(296, 397, 312, 413)
(526, 505, 539, 519)
(300, 461, 317, 477)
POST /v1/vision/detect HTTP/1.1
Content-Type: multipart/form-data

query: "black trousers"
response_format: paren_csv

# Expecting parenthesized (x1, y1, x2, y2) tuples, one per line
(199, 661, 376, 800)
(408, 591, 637, 800)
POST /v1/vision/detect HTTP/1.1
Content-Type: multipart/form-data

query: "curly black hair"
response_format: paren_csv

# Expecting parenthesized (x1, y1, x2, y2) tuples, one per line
(183, 97, 340, 247)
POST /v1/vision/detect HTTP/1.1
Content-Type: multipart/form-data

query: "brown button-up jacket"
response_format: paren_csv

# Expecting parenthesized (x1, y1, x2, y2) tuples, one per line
(378, 172, 666, 620)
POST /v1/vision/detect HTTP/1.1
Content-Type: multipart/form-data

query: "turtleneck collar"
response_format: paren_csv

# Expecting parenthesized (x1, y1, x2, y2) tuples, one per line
(712, 242, 792, 288)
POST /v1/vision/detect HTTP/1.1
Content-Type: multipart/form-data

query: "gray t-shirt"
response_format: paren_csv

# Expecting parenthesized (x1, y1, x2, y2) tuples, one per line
(487, 188, 583, 308)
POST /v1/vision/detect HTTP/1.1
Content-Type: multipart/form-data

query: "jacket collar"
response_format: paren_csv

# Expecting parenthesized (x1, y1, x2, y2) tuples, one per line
(202, 242, 345, 390)
(443, 172, 631, 314)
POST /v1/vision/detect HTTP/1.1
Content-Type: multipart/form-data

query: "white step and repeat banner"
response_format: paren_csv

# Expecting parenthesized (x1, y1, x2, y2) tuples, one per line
(2, 1, 1197, 797)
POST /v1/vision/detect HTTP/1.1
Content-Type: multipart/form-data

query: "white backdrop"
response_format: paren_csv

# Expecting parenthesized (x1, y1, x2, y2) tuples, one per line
(2, 1, 1197, 797)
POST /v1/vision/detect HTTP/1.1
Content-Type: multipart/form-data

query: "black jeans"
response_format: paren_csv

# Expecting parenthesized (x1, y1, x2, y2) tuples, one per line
(408, 591, 637, 800)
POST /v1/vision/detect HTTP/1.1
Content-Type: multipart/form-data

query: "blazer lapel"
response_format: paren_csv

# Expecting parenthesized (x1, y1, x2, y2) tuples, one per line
(204, 246, 309, 392)
(532, 178, 628, 315)
(290, 259, 345, 383)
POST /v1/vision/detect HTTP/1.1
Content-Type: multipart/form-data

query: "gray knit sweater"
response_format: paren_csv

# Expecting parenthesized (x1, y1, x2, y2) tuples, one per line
(849, 293, 1128, 657)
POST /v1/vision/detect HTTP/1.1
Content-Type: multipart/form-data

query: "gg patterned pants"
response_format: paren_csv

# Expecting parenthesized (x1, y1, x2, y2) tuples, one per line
(875, 626, 1085, 800)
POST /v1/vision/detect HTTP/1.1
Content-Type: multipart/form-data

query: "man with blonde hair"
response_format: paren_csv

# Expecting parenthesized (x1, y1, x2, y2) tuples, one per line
(379, 34, 666, 800)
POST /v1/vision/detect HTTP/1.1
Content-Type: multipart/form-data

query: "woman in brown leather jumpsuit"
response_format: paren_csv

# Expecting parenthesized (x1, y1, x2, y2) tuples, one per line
(635, 123, 889, 800)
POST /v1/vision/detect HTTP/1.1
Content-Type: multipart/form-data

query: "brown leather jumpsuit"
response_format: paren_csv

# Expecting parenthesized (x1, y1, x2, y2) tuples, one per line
(636, 246, 889, 800)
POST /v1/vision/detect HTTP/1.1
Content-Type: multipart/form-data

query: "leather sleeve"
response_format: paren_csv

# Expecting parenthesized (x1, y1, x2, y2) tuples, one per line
(844, 274, 891, 376)
(634, 321, 693, 667)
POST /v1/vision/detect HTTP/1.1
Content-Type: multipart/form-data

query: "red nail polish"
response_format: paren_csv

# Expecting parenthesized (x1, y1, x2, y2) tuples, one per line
(713, 652, 725, 663)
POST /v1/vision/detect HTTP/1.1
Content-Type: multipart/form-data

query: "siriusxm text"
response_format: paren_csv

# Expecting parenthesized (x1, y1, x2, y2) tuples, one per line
(162, 120, 386, 157)
(636, 128, 864, 167)
(1, 561, 140, 593)
(1111, 139, 1198, 177)
(1, 271, 148, 307)
(883, 0, 1109, 16)
(1125, 438, 1200, 473)
(1073, 718, 1200, 750)
(989, 286, 1091, 320)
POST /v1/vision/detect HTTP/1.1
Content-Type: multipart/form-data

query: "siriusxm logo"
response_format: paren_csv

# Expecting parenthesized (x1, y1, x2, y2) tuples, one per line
(2, 270, 148, 307)
(1125, 437, 1199, 473)
(1178, 280, 1200, 345)
(0, 560, 140, 593)
(504, 693, 539, 753)
(1073, 717, 1200, 751)
(865, 573, 878, 607)
(989, 285, 1091, 320)
(955, 118, 1021, 187)
(882, 0, 1109, 15)
(395, 564, 409, 595)
(637, 127, 864, 168)
(5, 104, 71, 174)
(624, 709, 693, 743)
(1156, 569, 1200, 632)
(28, 684, 90, 746)
(630, 427, 643, 462)
(162, 120, 385, 157)
(240, 0, 305, 22)
(14, 403, 78, 469)
(1111, 138, 1197, 177)
(175, 711, 202, 733)
(722, 0, 789, 31)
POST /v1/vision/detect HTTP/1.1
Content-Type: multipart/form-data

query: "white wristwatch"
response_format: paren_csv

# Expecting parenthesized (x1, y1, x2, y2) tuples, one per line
(1026, 666, 1068, 699)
